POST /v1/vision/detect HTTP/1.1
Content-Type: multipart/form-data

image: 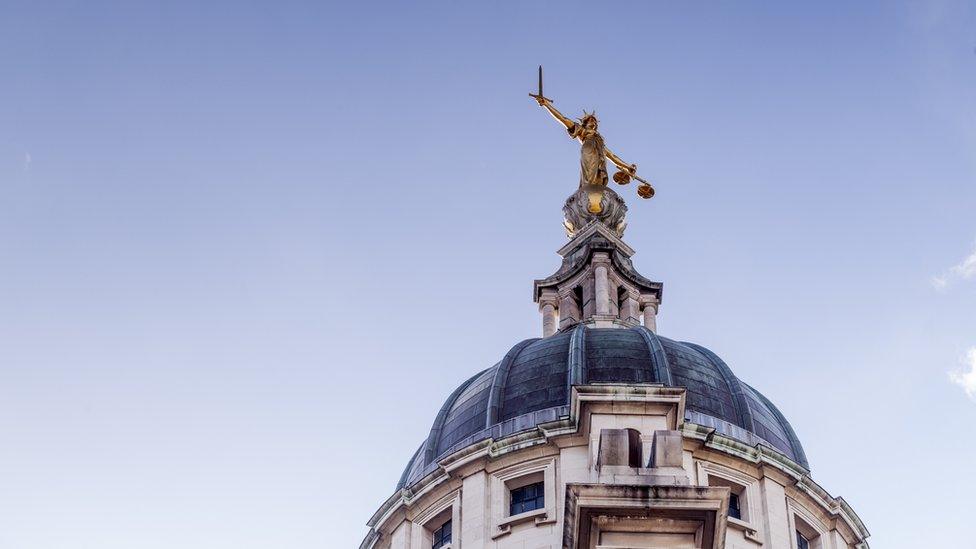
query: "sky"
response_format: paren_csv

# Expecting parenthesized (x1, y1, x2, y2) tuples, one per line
(1, 1, 974, 548)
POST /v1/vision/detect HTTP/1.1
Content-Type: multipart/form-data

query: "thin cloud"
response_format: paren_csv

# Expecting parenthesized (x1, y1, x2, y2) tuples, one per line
(931, 242, 976, 290)
(949, 348, 976, 400)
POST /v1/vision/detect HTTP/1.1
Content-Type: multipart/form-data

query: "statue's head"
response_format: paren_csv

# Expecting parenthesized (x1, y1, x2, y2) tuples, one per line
(580, 111, 598, 130)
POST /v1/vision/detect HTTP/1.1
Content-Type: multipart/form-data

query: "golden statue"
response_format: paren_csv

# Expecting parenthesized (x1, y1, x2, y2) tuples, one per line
(530, 66, 654, 221)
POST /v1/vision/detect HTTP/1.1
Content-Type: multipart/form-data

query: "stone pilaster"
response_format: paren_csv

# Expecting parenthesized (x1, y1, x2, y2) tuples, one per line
(622, 291, 641, 326)
(558, 291, 580, 330)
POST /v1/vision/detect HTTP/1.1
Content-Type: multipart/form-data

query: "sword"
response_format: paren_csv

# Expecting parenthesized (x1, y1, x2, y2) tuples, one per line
(528, 65, 552, 103)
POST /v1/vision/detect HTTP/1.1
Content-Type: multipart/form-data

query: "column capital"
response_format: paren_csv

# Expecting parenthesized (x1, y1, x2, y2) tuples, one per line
(639, 293, 661, 309)
(591, 251, 612, 265)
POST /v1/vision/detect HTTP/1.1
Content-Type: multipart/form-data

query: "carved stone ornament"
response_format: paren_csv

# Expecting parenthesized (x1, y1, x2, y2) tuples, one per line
(563, 185, 628, 238)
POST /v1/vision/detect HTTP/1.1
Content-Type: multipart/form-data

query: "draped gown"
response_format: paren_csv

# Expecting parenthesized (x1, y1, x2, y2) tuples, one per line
(567, 122, 609, 190)
(563, 123, 627, 236)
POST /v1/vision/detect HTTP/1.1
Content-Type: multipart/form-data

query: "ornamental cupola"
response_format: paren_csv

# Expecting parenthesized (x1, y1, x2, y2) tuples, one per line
(534, 214, 663, 337)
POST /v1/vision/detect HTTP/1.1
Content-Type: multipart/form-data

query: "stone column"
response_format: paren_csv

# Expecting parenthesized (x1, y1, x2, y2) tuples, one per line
(539, 290, 559, 337)
(595, 265, 609, 315)
(640, 296, 659, 332)
(594, 253, 611, 316)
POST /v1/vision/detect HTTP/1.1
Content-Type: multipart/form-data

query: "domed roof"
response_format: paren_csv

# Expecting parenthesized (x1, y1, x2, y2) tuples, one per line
(397, 325, 808, 489)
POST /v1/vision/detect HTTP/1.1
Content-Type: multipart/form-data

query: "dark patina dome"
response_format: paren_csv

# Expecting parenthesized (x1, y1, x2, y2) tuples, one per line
(398, 325, 808, 489)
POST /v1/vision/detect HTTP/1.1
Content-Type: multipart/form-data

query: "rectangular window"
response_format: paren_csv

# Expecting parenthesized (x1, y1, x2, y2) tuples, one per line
(704, 473, 748, 523)
(509, 481, 545, 516)
(728, 492, 741, 520)
(432, 519, 451, 549)
(796, 531, 809, 549)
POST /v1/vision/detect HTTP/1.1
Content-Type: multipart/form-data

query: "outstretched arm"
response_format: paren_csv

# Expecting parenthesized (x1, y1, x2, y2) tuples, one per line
(534, 97, 575, 132)
(605, 147, 636, 174)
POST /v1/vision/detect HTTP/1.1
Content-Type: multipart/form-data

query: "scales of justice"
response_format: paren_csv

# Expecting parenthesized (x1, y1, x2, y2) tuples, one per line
(530, 66, 654, 238)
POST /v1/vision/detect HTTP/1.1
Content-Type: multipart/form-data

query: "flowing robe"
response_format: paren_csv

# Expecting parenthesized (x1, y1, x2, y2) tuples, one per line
(567, 123, 608, 190)
(567, 122, 609, 214)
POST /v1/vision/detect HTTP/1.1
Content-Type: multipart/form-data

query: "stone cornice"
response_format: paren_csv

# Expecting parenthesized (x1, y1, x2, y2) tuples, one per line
(557, 220, 635, 257)
(533, 222, 662, 302)
(682, 423, 870, 545)
(362, 386, 869, 547)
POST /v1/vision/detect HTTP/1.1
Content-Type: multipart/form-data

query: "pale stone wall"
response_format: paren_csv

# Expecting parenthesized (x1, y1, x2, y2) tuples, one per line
(365, 386, 868, 549)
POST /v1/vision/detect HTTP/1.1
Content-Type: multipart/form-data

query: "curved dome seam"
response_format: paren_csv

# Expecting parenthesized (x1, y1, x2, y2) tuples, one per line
(423, 368, 490, 465)
(633, 327, 673, 385)
(683, 342, 756, 433)
(486, 338, 539, 426)
(742, 381, 810, 470)
(566, 324, 587, 394)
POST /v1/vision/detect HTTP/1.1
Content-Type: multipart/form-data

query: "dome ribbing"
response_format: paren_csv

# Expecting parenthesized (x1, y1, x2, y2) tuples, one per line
(397, 325, 808, 489)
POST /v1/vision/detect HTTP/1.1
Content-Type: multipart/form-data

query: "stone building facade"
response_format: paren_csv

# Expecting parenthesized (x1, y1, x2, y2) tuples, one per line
(361, 213, 869, 549)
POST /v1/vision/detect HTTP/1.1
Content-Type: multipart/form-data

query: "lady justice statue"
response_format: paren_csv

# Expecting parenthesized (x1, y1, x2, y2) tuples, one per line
(530, 66, 653, 237)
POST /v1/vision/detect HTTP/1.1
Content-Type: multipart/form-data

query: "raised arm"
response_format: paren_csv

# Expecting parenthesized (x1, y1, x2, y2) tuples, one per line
(605, 147, 636, 174)
(534, 97, 575, 132)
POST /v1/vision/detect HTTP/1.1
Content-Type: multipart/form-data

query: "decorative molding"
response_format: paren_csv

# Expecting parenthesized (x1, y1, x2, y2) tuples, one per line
(556, 220, 635, 257)
(788, 496, 830, 549)
(563, 484, 730, 549)
(409, 490, 460, 549)
(489, 457, 557, 539)
(364, 387, 870, 549)
(696, 460, 763, 544)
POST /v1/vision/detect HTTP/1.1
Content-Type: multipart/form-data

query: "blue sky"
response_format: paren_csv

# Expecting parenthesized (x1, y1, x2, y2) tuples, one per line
(1, 2, 974, 548)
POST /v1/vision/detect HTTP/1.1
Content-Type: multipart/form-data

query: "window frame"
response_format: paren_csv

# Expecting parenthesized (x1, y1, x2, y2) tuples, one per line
(508, 480, 545, 516)
(695, 460, 761, 543)
(787, 498, 827, 549)
(796, 530, 810, 549)
(409, 491, 460, 549)
(727, 492, 742, 521)
(489, 457, 557, 539)
(431, 518, 451, 549)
